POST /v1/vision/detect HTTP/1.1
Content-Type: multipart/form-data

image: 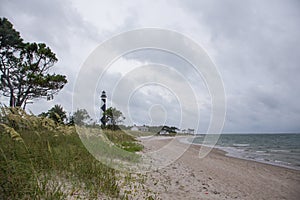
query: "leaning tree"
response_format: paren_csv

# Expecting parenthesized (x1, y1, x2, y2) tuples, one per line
(0, 18, 67, 108)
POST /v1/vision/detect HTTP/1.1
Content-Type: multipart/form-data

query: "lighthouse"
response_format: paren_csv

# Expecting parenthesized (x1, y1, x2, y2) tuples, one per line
(100, 91, 107, 126)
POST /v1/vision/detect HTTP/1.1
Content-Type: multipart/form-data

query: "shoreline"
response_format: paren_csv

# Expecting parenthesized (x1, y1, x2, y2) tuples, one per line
(139, 136, 300, 200)
(174, 135, 300, 171)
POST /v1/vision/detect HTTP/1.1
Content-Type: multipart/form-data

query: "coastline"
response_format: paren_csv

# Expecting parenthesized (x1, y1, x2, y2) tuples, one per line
(177, 135, 300, 171)
(139, 136, 300, 200)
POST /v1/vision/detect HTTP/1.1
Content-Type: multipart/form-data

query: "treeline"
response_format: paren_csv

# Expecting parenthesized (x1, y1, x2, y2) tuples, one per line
(38, 104, 91, 126)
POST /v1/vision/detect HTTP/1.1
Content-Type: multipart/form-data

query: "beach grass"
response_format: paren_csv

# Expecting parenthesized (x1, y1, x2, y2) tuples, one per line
(0, 107, 158, 199)
(103, 129, 144, 152)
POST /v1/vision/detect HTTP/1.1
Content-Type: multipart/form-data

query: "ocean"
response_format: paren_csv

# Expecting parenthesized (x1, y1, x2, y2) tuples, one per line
(184, 134, 300, 170)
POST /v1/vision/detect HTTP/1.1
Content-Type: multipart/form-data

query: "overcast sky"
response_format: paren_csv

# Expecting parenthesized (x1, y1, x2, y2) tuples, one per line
(1, 0, 300, 133)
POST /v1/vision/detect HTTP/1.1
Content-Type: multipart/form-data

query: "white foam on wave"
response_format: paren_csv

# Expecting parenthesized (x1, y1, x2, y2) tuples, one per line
(219, 146, 300, 170)
(269, 149, 290, 153)
(176, 135, 300, 170)
(233, 143, 250, 147)
(256, 150, 266, 153)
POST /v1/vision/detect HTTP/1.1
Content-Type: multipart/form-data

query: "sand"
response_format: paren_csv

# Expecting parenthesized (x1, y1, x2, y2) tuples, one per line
(138, 136, 300, 200)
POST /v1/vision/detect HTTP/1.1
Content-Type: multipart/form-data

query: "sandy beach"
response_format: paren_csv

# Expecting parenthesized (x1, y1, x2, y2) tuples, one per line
(139, 136, 300, 200)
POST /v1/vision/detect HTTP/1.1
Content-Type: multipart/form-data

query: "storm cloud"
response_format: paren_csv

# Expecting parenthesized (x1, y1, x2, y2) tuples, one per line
(1, 0, 299, 133)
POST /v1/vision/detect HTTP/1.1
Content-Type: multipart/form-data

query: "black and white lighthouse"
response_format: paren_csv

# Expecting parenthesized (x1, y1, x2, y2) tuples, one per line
(100, 91, 107, 126)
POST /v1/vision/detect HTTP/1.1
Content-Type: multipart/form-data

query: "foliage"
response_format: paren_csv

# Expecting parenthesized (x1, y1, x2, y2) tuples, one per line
(104, 107, 125, 130)
(72, 108, 90, 126)
(48, 105, 67, 124)
(0, 107, 117, 199)
(39, 104, 67, 124)
(103, 129, 143, 152)
(0, 106, 57, 131)
(0, 107, 153, 199)
(161, 126, 178, 133)
(0, 17, 67, 108)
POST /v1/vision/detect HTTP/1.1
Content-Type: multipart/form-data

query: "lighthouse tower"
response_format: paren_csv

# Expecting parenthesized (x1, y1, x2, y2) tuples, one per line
(100, 91, 107, 126)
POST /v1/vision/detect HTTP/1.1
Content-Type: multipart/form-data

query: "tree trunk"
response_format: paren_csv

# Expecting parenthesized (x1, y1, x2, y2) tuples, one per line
(15, 101, 22, 108)
(9, 91, 15, 107)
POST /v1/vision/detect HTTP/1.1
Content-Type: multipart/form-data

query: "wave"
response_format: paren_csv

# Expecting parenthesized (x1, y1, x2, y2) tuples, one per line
(269, 149, 290, 153)
(232, 143, 250, 147)
(256, 150, 267, 153)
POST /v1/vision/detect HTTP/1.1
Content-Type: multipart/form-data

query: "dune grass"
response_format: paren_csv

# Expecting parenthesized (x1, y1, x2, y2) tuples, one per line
(103, 129, 143, 152)
(0, 126, 120, 199)
(0, 107, 159, 199)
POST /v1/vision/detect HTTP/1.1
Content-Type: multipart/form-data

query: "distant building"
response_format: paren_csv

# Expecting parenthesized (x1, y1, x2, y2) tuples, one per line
(187, 128, 195, 134)
(158, 130, 169, 135)
(131, 125, 149, 132)
(131, 125, 139, 131)
(181, 128, 195, 134)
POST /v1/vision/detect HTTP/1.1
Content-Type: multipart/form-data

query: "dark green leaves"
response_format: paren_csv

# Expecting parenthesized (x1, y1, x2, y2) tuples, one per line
(0, 17, 67, 108)
(0, 18, 23, 49)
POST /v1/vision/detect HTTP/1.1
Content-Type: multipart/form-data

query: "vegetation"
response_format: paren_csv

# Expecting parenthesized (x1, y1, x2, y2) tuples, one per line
(104, 107, 125, 130)
(127, 125, 180, 137)
(0, 106, 157, 199)
(0, 18, 67, 108)
(160, 126, 178, 133)
(0, 17, 159, 199)
(103, 129, 143, 153)
(0, 107, 116, 199)
(72, 108, 90, 126)
(39, 104, 67, 124)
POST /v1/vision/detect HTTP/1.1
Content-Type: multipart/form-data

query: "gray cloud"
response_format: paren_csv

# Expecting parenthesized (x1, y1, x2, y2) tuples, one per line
(1, 0, 299, 133)
(175, 0, 300, 132)
(0, 0, 99, 50)
(99, 64, 204, 130)
(0, 0, 102, 114)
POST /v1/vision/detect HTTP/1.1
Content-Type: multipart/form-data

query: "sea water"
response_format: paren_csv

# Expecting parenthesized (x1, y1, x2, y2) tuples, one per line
(186, 134, 300, 170)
